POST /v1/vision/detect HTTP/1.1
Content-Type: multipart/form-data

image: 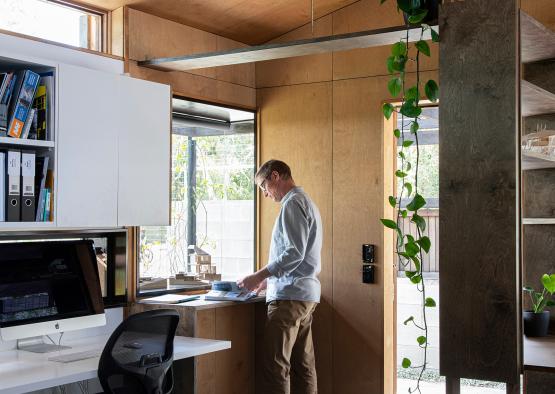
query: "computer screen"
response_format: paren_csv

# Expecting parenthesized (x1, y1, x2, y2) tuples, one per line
(0, 240, 105, 341)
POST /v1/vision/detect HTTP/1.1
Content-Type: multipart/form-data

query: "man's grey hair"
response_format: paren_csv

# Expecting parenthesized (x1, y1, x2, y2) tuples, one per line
(255, 160, 292, 183)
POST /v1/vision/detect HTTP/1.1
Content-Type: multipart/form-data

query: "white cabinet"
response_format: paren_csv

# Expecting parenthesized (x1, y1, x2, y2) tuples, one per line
(57, 63, 171, 228)
(0, 33, 171, 230)
(117, 77, 170, 226)
(57, 63, 120, 227)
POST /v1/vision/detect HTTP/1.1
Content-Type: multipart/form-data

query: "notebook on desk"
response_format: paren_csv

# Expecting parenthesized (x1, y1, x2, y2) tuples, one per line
(141, 294, 200, 304)
(203, 290, 256, 302)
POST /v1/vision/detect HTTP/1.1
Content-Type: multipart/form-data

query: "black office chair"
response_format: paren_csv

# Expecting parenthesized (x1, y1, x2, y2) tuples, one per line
(98, 309, 180, 394)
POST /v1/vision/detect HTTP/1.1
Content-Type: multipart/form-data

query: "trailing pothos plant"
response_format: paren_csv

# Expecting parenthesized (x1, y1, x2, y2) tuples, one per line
(379, 0, 439, 393)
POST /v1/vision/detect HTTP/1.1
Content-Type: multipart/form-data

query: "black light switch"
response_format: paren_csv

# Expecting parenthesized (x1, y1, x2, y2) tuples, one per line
(362, 244, 375, 263)
(362, 264, 374, 284)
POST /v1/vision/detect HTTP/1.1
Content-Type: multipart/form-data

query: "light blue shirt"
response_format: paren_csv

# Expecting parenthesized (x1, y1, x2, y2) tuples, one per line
(266, 187, 322, 303)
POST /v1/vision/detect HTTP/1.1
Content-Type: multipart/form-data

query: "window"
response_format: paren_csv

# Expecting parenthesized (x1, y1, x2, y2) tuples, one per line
(138, 98, 256, 295)
(0, 0, 104, 51)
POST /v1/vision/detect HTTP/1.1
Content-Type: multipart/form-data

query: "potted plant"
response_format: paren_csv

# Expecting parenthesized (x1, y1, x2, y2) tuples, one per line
(523, 273, 555, 337)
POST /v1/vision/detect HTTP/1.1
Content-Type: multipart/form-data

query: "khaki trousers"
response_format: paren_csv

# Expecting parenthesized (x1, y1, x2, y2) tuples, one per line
(262, 300, 318, 394)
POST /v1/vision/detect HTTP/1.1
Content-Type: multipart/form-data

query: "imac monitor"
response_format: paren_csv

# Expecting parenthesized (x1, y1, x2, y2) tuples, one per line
(0, 240, 105, 352)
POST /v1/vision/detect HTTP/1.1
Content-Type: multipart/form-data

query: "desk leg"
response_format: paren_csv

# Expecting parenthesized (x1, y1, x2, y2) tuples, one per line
(446, 376, 460, 394)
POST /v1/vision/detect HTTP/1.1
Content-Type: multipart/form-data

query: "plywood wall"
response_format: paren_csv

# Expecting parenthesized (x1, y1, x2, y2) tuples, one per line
(256, 0, 438, 392)
(120, 7, 256, 109)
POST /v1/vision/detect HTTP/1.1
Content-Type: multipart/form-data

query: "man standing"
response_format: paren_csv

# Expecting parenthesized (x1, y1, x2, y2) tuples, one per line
(238, 159, 322, 394)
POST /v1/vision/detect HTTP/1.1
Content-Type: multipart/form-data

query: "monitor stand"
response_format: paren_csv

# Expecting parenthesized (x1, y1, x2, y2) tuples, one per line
(17, 336, 71, 353)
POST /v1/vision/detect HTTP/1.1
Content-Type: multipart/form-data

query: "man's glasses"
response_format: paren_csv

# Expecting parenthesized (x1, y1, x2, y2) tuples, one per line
(260, 178, 268, 192)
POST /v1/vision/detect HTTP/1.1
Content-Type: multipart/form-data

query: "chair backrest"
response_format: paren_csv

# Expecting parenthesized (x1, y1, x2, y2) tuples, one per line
(98, 309, 180, 394)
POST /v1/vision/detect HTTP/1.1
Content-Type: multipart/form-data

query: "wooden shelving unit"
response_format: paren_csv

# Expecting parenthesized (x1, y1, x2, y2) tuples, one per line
(521, 11, 555, 170)
(522, 218, 555, 225)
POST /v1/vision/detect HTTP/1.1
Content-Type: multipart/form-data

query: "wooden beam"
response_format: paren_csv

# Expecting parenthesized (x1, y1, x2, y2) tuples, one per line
(138, 24, 435, 71)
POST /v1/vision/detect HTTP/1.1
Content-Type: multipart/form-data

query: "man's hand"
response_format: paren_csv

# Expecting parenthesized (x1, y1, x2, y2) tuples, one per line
(237, 272, 262, 292)
(253, 278, 267, 295)
(237, 268, 271, 292)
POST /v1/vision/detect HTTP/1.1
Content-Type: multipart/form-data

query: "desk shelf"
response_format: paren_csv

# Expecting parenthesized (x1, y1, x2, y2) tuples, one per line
(0, 136, 54, 149)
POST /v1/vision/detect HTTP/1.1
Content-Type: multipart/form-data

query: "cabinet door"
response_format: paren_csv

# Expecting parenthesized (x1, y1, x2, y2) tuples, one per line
(57, 63, 119, 227)
(117, 76, 170, 226)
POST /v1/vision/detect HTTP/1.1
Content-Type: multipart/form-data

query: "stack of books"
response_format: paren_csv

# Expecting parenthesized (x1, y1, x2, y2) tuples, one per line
(0, 70, 53, 141)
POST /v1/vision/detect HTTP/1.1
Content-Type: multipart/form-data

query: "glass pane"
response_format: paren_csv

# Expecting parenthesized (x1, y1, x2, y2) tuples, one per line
(139, 103, 256, 294)
(0, 0, 102, 51)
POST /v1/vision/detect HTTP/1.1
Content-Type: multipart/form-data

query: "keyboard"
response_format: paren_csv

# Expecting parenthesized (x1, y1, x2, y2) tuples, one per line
(48, 349, 102, 363)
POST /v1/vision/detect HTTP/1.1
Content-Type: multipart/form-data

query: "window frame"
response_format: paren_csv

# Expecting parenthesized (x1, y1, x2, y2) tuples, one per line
(0, 0, 108, 52)
(135, 97, 258, 299)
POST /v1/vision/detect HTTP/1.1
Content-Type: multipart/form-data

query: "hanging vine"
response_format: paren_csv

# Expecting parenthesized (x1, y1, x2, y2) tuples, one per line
(380, 1, 439, 393)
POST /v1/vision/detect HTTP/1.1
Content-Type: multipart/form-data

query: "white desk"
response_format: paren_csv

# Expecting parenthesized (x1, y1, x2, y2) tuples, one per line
(0, 335, 231, 394)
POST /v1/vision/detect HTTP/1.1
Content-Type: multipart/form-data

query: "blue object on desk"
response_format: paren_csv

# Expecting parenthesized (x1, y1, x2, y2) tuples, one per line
(211, 281, 240, 292)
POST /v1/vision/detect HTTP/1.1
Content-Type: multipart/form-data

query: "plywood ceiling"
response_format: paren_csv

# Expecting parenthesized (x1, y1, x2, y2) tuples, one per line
(78, 0, 360, 44)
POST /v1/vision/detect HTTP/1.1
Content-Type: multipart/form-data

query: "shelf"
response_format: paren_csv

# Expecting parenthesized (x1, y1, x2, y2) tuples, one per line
(0, 136, 54, 149)
(522, 218, 555, 225)
(138, 24, 436, 71)
(521, 11, 555, 63)
(524, 335, 555, 372)
(0, 222, 55, 230)
(522, 80, 555, 117)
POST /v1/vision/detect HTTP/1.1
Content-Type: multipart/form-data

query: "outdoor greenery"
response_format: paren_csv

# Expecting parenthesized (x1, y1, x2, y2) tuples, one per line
(523, 274, 555, 313)
(380, 0, 439, 392)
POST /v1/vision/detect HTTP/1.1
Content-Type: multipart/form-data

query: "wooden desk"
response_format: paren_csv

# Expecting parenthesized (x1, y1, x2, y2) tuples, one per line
(130, 296, 265, 394)
(0, 334, 230, 394)
(524, 335, 555, 393)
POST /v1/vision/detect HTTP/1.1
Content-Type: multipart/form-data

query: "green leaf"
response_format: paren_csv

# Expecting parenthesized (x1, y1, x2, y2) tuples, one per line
(410, 121, 419, 133)
(402, 358, 412, 368)
(383, 103, 394, 119)
(391, 41, 407, 57)
(403, 316, 414, 325)
(397, 0, 419, 13)
(406, 234, 415, 243)
(425, 79, 439, 102)
(405, 242, 420, 257)
(394, 128, 401, 138)
(389, 196, 397, 208)
(388, 77, 402, 97)
(415, 40, 430, 56)
(381, 218, 398, 230)
(411, 257, 421, 271)
(411, 214, 426, 231)
(392, 55, 407, 72)
(398, 151, 405, 159)
(402, 140, 414, 148)
(403, 182, 413, 196)
(417, 236, 431, 253)
(417, 336, 427, 345)
(406, 86, 419, 101)
(405, 161, 412, 171)
(406, 193, 426, 211)
(400, 99, 422, 118)
(542, 274, 555, 294)
(408, 9, 428, 24)
(425, 297, 436, 307)
(386, 56, 395, 73)
(395, 170, 408, 178)
(430, 27, 439, 43)
(400, 209, 408, 218)
(405, 270, 417, 279)
(410, 274, 422, 284)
